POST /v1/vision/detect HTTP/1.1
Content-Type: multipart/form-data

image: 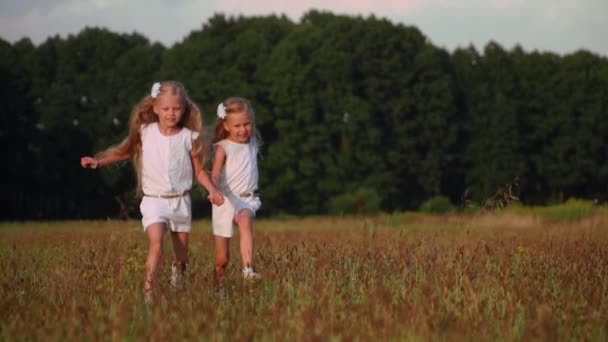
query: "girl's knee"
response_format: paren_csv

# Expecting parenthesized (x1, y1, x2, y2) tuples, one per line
(149, 243, 163, 256)
(235, 210, 253, 224)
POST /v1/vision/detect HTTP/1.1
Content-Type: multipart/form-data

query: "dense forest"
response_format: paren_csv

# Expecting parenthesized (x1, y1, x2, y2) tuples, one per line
(1, 11, 607, 219)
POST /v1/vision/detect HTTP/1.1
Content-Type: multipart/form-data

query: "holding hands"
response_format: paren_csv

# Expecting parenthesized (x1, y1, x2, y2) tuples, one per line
(82, 154, 224, 206)
(208, 189, 225, 206)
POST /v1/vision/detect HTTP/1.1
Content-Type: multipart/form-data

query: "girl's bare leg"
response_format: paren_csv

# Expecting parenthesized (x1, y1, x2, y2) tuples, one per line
(170, 231, 189, 288)
(145, 223, 166, 301)
(235, 210, 254, 268)
(214, 236, 230, 289)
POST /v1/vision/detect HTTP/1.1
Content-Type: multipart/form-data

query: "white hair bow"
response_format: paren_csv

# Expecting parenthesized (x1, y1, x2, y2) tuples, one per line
(151, 82, 161, 98)
(217, 103, 227, 119)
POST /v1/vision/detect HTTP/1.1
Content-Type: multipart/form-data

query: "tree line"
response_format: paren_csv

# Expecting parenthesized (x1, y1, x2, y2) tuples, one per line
(2, 11, 607, 220)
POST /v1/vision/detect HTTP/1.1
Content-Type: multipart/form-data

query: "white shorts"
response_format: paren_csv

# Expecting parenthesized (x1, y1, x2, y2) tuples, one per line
(140, 195, 192, 233)
(212, 195, 261, 238)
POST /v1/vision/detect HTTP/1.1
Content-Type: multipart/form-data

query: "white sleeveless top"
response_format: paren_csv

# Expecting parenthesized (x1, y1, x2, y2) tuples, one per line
(216, 139, 259, 197)
(141, 123, 199, 195)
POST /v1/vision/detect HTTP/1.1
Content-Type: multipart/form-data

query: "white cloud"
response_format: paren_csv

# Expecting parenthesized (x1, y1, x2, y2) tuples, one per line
(216, 0, 423, 19)
(0, 0, 606, 55)
(388, 0, 608, 55)
(0, 0, 217, 46)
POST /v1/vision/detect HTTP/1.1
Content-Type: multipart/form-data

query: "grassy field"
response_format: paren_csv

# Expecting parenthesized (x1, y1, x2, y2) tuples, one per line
(1, 209, 608, 341)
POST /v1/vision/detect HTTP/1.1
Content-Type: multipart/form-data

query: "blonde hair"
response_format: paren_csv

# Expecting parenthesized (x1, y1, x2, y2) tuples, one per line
(213, 97, 263, 146)
(96, 81, 206, 193)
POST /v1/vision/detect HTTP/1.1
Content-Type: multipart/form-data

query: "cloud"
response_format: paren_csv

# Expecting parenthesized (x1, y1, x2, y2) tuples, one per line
(49, 0, 123, 15)
(0, 0, 63, 17)
(215, 0, 434, 19)
(0, 0, 606, 55)
(387, 0, 608, 55)
(0, 0, 217, 46)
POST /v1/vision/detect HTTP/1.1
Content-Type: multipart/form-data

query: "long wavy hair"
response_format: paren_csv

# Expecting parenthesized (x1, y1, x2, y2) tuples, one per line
(95, 81, 206, 193)
(213, 97, 262, 147)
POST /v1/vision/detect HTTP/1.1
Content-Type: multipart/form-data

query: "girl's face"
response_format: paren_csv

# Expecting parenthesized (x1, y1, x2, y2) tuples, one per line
(223, 111, 252, 143)
(153, 95, 183, 130)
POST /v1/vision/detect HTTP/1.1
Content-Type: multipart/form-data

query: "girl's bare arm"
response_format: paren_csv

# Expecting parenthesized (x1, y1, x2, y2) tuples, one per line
(80, 153, 130, 169)
(191, 143, 224, 205)
(211, 145, 226, 186)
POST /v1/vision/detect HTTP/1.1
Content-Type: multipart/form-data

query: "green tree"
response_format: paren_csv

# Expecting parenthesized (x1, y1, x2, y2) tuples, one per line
(0, 38, 37, 219)
(3, 12, 608, 219)
(458, 42, 527, 202)
(539, 51, 608, 200)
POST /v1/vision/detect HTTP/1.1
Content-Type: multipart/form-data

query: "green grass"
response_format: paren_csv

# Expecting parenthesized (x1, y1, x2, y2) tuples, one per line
(500, 199, 607, 222)
(1, 213, 608, 340)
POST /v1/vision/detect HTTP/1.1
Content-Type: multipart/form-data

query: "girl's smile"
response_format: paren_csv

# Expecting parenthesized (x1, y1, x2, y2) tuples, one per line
(223, 111, 252, 143)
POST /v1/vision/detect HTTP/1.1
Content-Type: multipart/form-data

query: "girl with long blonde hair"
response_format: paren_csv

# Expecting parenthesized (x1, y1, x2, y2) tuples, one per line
(81, 81, 224, 303)
(211, 97, 263, 289)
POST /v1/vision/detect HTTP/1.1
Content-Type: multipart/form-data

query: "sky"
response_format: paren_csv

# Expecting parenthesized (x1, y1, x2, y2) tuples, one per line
(0, 0, 606, 56)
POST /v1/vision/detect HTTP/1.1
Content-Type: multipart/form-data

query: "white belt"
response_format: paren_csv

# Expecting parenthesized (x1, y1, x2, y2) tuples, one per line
(143, 190, 189, 199)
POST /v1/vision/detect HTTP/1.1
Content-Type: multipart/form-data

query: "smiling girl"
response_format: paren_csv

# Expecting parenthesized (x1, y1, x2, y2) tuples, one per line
(211, 97, 263, 288)
(80, 81, 224, 303)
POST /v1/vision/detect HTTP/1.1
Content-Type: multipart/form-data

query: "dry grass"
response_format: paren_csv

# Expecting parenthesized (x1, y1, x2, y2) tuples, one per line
(1, 214, 607, 340)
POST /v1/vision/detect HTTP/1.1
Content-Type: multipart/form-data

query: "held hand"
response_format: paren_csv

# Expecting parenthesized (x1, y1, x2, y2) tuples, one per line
(213, 191, 225, 206)
(207, 193, 217, 205)
(208, 190, 224, 206)
(80, 156, 99, 169)
(215, 192, 225, 205)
